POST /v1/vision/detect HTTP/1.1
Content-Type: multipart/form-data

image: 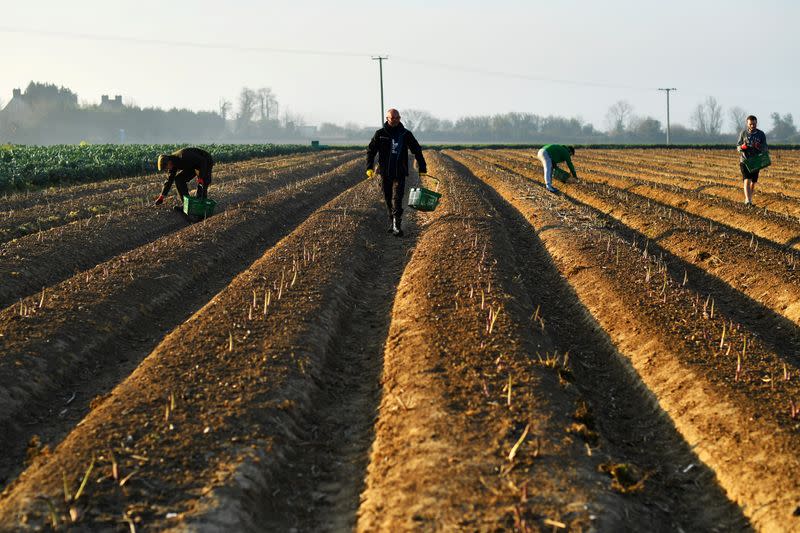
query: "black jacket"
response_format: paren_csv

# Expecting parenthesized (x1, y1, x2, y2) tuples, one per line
(366, 122, 426, 180)
(160, 147, 214, 196)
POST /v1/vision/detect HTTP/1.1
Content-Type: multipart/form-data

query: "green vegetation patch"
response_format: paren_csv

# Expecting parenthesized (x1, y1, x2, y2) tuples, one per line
(0, 143, 315, 193)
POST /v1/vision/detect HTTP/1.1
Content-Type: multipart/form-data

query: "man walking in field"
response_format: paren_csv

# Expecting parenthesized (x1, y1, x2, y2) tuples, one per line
(366, 108, 427, 237)
(154, 147, 214, 205)
(737, 115, 768, 207)
(537, 144, 577, 193)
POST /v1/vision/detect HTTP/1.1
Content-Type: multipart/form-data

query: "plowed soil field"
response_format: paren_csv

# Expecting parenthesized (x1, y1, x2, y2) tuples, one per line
(1, 148, 799, 531)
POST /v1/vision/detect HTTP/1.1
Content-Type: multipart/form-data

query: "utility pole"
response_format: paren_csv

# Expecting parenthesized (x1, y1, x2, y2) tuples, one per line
(658, 88, 677, 145)
(372, 56, 388, 124)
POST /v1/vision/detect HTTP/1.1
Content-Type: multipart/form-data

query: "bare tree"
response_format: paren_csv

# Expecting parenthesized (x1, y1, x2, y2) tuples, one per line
(219, 99, 232, 121)
(691, 104, 708, 135)
(281, 111, 305, 129)
(728, 106, 747, 133)
(439, 119, 454, 131)
(605, 100, 633, 134)
(256, 88, 277, 121)
(706, 96, 723, 135)
(403, 109, 436, 132)
(691, 96, 723, 136)
(236, 88, 257, 130)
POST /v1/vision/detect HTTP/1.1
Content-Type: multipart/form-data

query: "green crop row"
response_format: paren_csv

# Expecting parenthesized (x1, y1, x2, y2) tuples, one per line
(0, 144, 316, 193)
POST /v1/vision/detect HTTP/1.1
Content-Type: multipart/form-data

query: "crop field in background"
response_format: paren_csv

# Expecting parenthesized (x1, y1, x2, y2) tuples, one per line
(1, 148, 799, 531)
(0, 144, 319, 192)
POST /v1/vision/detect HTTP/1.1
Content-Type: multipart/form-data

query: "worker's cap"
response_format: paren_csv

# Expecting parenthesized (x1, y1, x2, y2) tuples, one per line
(157, 154, 171, 171)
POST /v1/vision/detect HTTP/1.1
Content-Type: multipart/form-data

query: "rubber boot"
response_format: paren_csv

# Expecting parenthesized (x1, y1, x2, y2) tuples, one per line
(392, 217, 403, 237)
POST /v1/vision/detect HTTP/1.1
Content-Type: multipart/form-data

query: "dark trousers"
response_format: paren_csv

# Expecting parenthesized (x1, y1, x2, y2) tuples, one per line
(198, 162, 213, 199)
(174, 167, 213, 199)
(739, 162, 760, 183)
(381, 174, 405, 220)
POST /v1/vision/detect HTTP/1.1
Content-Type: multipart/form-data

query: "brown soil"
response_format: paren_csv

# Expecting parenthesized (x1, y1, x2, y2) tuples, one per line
(1, 149, 797, 531)
(0, 151, 348, 223)
(0, 158, 363, 491)
(357, 152, 745, 531)
(471, 150, 800, 328)
(574, 148, 800, 202)
(0, 152, 357, 309)
(495, 149, 800, 251)
(450, 149, 800, 530)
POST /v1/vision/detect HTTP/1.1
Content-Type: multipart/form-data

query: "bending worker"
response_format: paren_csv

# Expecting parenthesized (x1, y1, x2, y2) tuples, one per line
(154, 147, 214, 205)
(366, 108, 427, 237)
(537, 144, 577, 193)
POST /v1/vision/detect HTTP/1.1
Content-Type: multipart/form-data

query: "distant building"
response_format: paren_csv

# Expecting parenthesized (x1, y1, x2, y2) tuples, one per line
(99, 95, 124, 111)
(0, 89, 36, 138)
(1, 88, 35, 123)
(1, 84, 78, 120)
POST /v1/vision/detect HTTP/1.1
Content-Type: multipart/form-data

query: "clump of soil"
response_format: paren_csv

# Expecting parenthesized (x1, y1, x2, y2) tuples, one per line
(599, 462, 647, 494)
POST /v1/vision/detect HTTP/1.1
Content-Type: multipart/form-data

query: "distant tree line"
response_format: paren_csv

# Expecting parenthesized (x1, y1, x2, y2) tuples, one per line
(319, 111, 603, 144)
(394, 99, 797, 144)
(15, 106, 226, 144)
(601, 96, 800, 143)
(2, 82, 798, 144)
(0, 82, 306, 144)
(317, 98, 799, 144)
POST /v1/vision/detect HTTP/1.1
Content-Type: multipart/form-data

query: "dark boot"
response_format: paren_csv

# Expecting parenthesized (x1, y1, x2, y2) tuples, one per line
(392, 217, 403, 237)
(387, 215, 394, 233)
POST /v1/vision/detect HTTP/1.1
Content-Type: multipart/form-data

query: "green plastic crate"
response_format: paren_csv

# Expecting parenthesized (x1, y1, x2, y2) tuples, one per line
(183, 196, 217, 218)
(408, 187, 442, 212)
(552, 167, 571, 182)
(744, 152, 771, 173)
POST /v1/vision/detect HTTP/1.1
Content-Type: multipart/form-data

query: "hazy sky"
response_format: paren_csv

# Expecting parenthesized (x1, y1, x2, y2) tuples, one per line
(2, 0, 798, 133)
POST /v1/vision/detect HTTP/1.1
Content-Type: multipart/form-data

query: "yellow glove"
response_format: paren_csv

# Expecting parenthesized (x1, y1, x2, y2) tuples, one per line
(366, 169, 374, 178)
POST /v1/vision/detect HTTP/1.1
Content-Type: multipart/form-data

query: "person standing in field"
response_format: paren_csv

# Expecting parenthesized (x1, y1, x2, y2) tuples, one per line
(366, 108, 427, 237)
(537, 144, 577, 193)
(737, 115, 768, 207)
(154, 147, 214, 205)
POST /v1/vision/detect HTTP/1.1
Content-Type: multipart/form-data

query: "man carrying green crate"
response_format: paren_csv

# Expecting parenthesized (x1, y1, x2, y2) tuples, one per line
(737, 115, 768, 207)
(366, 108, 427, 237)
(154, 147, 214, 205)
(537, 144, 577, 193)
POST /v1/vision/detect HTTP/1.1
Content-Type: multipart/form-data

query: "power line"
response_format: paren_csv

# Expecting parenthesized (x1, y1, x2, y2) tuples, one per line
(1, 26, 658, 93)
(392, 56, 656, 92)
(658, 88, 677, 144)
(0, 26, 369, 58)
(371, 57, 388, 125)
